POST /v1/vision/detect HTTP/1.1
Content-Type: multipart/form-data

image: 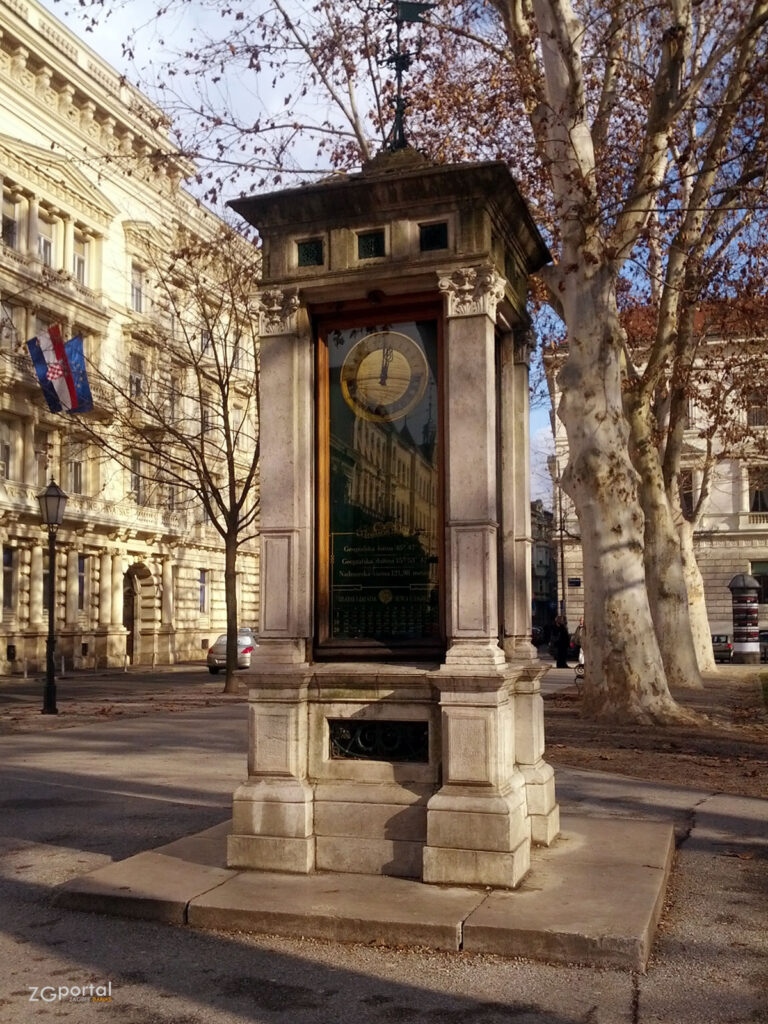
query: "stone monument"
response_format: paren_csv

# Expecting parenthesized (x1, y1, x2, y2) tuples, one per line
(227, 151, 559, 888)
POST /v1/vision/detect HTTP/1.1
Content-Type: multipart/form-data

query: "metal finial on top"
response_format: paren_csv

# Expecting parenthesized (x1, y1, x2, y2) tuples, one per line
(386, 2, 435, 152)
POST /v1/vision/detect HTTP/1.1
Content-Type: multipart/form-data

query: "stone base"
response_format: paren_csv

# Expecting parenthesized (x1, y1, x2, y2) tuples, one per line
(442, 642, 507, 669)
(531, 805, 561, 846)
(229, 779, 314, 872)
(92, 627, 128, 669)
(227, 834, 314, 873)
(248, 639, 310, 666)
(423, 836, 531, 888)
(313, 781, 430, 878)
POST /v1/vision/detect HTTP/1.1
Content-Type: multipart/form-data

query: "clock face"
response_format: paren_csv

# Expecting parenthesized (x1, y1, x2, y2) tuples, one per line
(340, 331, 429, 422)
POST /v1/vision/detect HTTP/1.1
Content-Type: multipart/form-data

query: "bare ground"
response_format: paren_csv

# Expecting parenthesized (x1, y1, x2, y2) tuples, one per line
(545, 670, 768, 798)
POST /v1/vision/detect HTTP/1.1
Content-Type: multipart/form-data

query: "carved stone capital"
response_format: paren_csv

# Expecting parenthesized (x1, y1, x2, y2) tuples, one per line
(259, 289, 300, 336)
(513, 326, 536, 365)
(437, 265, 506, 320)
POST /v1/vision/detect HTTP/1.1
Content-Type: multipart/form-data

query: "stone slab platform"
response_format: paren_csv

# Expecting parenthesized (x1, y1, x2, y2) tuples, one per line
(54, 814, 674, 971)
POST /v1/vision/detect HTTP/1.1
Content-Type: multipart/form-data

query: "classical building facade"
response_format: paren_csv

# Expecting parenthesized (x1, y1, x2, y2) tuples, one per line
(547, 337, 768, 636)
(0, 0, 259, 671)
(530, 499, 556, 634)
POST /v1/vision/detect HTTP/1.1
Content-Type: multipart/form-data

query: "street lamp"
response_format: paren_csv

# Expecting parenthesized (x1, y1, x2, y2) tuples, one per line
(37, 478, 68, 715)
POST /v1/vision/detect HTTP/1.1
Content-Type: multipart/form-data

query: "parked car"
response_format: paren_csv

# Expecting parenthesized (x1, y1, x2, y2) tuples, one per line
(711, 634, 733, 664)
(760, 630, 768, 663)
(206, 628, 257, 673)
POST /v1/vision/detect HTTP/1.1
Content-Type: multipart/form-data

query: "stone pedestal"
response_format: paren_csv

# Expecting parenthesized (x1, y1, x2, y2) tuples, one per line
(228, 675, 315, 873)
(228, 662, 558, 888)
(422, 672, 530, 888)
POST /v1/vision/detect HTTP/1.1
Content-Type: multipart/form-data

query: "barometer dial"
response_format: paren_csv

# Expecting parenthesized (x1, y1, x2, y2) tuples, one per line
(340, 331, 428, 422)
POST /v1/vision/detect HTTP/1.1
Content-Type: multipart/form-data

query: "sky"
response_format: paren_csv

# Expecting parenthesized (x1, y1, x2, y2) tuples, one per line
(37, 0, 556, 506)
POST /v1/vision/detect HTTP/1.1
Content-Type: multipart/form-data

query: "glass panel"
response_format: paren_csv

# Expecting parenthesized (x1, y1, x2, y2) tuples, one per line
(326, 319, 440, 647)
(357, 230, 385, 259)
(419, 222, 448, 251)
(297, 238, 323, 267)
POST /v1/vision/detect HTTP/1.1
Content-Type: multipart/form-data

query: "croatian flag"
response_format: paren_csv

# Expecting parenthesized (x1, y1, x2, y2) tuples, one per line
(27, 324, 93, 414)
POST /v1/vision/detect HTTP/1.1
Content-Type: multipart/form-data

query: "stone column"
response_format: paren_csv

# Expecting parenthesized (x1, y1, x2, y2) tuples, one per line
(499, 327, 537, 660)
(111, 552, 123, 627)
(60, 212, 73, 277)
(27, 196, 38, 256)
(437, 265, 506, 669)
(65, 547, 79, 625)
(29, 545, 43, 628)
(229, 288, 315, 873)
(161, 558, 174, 625)
(251, 289, 313, 666)
(99, 551, 112, 626)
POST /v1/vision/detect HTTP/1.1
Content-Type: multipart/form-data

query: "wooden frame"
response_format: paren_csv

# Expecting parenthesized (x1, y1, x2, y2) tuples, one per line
(314, 294, 445, 661)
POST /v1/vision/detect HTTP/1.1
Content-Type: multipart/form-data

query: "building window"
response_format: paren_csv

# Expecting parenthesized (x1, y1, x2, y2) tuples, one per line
(679, 469, 694, 519)
(34, 429, 50, 487)
(199, 569, 208, 613)
(73, 232, 88, 285)
(357, 229, 386, 260)
(38, 218, 54, 266)
(747, 391, 767, 428)
(129, 354, 144, 399)
(77, 554, 86, 611)
(68, 458, 83, 495)
(131, 265, 144, 313)
(297, 238, 323, 267)
(232, 333, 241, 369)
(200, 329, 211, 355)
(749, 466, 768, 512)
(130, 452, 143, 504)
(751, 561, 768, 603)
(2, 546, 13, 611)
(2, 195, 18, 250)
(0, 421, 10, 480)
(419, 222, 448, 251)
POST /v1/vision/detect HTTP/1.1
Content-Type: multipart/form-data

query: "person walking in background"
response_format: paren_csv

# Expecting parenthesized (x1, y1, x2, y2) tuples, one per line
(554, 615, 570, 668)
(572, 617, 585, 661)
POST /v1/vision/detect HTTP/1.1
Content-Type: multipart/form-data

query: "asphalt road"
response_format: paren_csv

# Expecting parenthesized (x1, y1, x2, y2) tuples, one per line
(0, 664, 219, 706)
(0, 695, 765, 1023)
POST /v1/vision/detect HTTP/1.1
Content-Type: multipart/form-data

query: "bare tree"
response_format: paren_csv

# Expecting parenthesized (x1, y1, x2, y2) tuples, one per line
(82, 221, 261, 692)
(61, 0, 768, 720)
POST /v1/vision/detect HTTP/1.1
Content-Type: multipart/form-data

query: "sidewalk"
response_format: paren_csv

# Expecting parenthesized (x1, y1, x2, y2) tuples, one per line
(1, 702, 765, 1023)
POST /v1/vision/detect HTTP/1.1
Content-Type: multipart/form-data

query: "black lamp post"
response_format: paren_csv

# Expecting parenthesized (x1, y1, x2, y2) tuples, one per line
(37, 478, 68, 715)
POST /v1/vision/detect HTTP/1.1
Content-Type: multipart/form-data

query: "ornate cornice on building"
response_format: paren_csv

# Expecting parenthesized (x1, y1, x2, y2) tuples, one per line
(0, 0, 194, 183)
(258, 288, 300, 336)
(0, 135, 119, 228)
(437, 264, 507, 320)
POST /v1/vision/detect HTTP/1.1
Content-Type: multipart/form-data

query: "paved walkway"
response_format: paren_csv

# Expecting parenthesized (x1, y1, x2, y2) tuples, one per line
(0, 697, 765, 1023)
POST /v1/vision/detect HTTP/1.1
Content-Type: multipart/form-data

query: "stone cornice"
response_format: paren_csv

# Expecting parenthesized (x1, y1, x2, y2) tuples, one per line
(0, 134, 118, 228)
(0, 0, 195, 181)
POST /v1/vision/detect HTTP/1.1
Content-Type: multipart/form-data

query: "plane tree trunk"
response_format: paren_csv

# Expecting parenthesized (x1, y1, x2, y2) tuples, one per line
(556, 267, 693, 723)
